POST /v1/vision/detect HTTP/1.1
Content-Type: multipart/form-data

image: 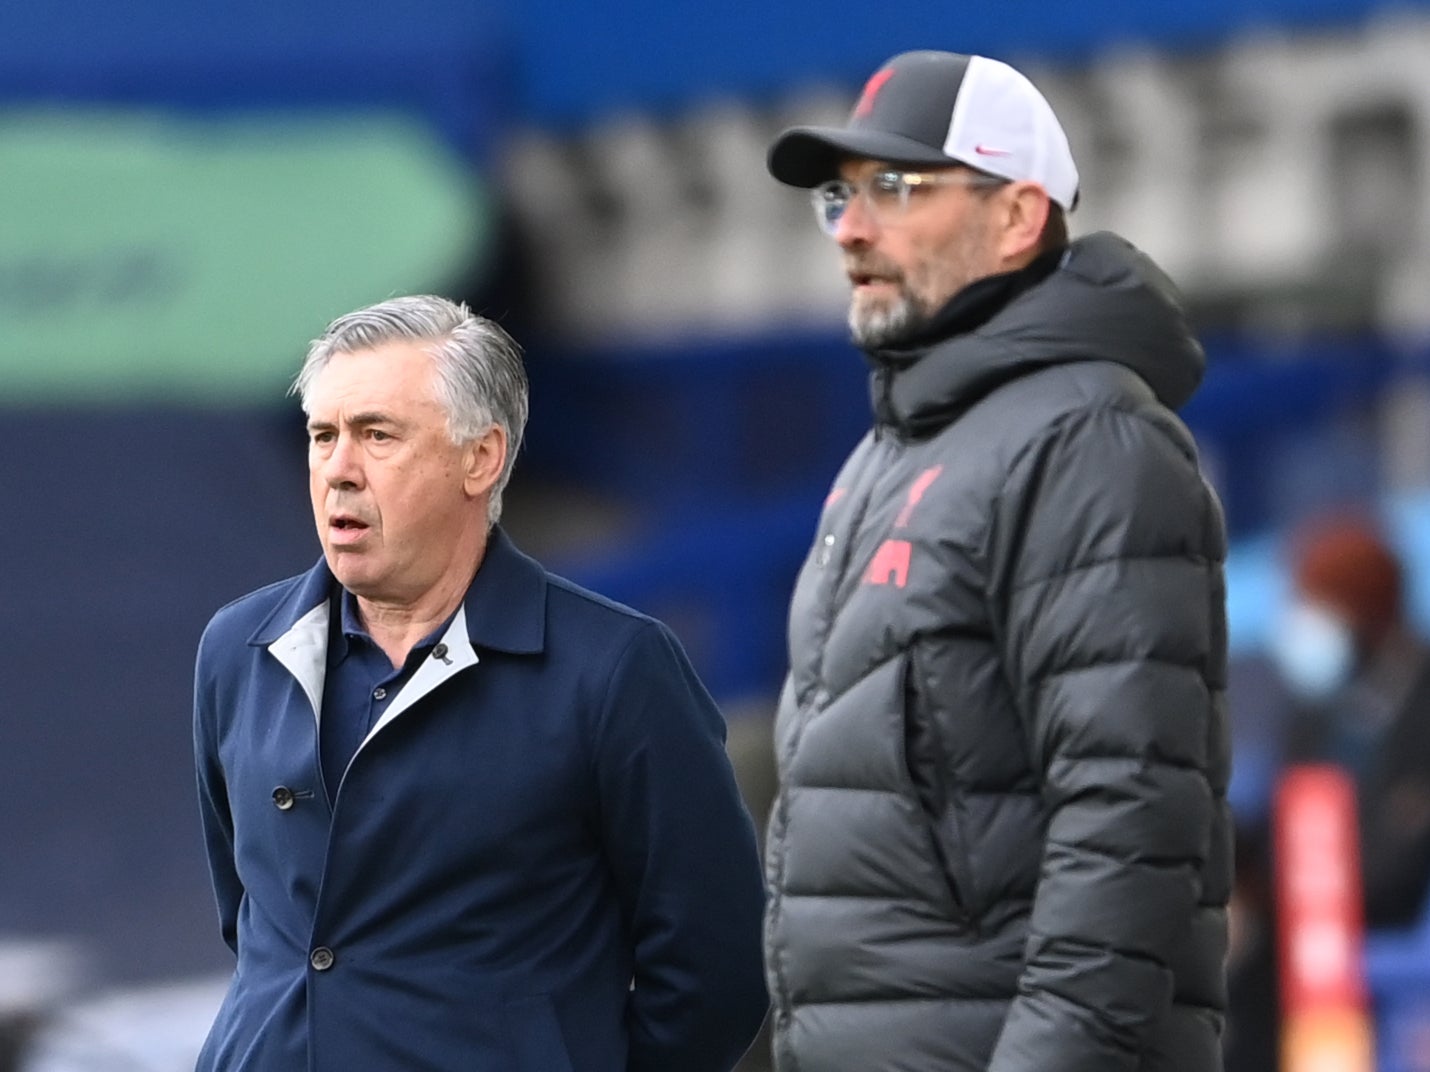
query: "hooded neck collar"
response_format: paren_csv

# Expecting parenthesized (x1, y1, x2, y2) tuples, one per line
(866, 245, 1065, 369)
(863, 232, 1206, 436)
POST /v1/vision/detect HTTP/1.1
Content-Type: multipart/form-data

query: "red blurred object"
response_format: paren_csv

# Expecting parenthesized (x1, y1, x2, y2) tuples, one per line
(1274, 764, 1375, 1072)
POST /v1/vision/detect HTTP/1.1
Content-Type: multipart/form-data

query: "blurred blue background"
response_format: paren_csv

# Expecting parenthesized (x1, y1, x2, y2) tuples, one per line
(7, 0, 1430, 1068)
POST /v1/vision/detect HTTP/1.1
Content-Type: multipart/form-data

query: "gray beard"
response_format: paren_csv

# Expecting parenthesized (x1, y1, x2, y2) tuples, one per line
(848, 291, 929, 351)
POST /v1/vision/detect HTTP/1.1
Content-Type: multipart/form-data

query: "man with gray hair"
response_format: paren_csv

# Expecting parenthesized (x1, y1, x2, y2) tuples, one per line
(193, 296, 768, 1072)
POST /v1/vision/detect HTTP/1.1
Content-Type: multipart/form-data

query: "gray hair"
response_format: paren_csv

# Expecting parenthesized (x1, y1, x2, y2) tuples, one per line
(292, 295, 529, 525)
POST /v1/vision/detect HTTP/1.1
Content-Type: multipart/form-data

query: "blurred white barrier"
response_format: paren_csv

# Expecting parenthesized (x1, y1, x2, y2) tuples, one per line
(502, 12, 1430, 343)
(0, 940, 88, 1020)
(20, 976, 227, 1072)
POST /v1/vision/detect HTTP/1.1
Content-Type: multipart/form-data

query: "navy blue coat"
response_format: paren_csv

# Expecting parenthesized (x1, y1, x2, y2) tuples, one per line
(194, 527, 768, 1071)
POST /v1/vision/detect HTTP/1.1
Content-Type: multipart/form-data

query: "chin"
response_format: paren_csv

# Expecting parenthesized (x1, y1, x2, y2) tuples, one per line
(851, 296, 917, 347)
(325, 555, 376, 595)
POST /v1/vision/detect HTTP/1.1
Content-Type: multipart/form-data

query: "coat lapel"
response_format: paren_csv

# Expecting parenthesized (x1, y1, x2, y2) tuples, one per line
(267, 601, 330, 724)
(359, 606, 480, 750)
(249, 558, 336, 725)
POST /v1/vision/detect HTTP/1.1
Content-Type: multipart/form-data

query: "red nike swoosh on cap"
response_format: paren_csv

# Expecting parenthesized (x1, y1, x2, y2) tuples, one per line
(974, 144, 1012, 156)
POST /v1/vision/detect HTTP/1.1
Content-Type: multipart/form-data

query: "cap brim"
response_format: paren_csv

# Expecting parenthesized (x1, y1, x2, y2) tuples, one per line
(767, 125, 961, 188)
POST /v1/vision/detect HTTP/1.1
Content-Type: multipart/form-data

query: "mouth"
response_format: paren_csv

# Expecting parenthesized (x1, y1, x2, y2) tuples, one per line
(848, 268, 897, 291)
(327, 514, 371, 545)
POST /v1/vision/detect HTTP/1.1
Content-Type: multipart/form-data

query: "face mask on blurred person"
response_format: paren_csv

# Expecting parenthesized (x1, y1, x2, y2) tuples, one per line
(1269, 600, 1356, 701)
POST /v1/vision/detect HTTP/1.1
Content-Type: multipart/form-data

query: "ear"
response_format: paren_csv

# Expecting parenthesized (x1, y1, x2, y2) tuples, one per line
(462, 424, 508, 499)
(996, 182, 1051, 266)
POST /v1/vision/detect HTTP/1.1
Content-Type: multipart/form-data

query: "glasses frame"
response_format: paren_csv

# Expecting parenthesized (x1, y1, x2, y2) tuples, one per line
(810, 167, 1008, 235)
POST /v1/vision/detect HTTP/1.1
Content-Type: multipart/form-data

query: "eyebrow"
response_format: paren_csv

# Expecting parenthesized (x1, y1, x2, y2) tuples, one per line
(306, 411, 401, 432)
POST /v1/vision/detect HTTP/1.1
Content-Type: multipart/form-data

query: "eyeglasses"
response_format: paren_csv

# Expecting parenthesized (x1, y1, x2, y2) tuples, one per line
(810, 168, 1007, 235)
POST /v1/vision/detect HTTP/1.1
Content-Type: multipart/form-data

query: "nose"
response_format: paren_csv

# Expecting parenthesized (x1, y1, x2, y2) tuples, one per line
(318, 432, 363, 490)
(832, 187, 879, 249)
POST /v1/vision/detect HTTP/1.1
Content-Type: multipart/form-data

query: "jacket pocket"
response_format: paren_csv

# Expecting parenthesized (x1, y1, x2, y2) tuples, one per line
(503, 995, 575, 1072)
(901, 651, 980, 930)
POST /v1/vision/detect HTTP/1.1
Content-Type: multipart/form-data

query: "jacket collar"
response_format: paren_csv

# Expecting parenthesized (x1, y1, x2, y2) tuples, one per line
(457, 525, 547, 655)
(246, 525, 548, 655)
(866, 233, 1206, 436)
(867, 245, 1065, 370)
(866, 247, 1064, 435)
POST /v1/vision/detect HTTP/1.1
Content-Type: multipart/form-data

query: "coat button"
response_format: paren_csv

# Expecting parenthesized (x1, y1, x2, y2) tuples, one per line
(272, 786, 295, 811)
(310, 946, 335, 971)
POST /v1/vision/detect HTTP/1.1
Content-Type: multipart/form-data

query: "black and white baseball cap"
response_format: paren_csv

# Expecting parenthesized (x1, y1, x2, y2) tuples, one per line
(768, 51, 1080, 211)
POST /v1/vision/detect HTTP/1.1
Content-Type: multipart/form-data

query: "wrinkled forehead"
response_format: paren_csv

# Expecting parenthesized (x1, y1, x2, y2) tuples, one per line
(305, 342, 445, 418)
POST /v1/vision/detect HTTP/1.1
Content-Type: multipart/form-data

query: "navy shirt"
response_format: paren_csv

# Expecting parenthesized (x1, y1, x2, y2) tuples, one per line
(318, 588, 454, 804)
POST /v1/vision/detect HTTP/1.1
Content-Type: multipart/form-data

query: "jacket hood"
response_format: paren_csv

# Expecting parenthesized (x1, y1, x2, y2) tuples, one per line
(871, 231, 1205, 434)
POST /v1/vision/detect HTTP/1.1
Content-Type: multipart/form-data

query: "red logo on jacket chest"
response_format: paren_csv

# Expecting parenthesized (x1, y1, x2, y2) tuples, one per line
(864, 539, 912, 587)
(864, 465, 944, 588)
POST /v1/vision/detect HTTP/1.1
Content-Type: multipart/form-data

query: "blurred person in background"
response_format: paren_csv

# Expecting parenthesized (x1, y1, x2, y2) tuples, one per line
(1269, 514, 1430, 929)
(760, 51, 1230, 1071)
(1223, 515, 1430, 1072)
(192, 296, 768, 1072)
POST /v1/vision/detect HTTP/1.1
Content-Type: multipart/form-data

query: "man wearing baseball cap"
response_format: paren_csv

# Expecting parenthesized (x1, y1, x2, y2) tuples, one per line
(761, 52, 1230, 1071)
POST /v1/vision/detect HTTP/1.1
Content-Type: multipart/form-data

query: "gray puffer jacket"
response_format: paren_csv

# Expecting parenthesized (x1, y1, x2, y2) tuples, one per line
(764, 232, 1231, 1072)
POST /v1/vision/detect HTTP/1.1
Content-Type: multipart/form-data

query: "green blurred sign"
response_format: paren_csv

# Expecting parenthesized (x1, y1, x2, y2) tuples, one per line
(0, 108, 490, 402)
